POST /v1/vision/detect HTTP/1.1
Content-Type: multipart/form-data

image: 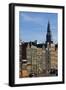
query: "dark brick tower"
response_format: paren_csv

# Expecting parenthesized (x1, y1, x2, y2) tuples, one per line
(45, 21, 53, 75)
(46, 21, 53, 44)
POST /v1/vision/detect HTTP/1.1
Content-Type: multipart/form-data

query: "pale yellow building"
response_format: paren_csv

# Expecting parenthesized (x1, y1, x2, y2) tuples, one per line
(50, 44, 58, 70)
(26, 42, 58, 76)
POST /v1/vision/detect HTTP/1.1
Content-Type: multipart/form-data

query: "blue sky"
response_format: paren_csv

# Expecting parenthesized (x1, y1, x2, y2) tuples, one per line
(19, 11, 58, 44)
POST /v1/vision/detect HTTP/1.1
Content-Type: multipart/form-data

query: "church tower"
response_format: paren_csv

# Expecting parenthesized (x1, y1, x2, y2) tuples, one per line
(46, 21, 53, 44)
(45, 21, 53, 74)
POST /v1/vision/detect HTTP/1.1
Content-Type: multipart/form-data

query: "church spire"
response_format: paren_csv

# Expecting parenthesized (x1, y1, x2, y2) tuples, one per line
(47, 21, 50, 32)
(46, 21, 53, 44)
